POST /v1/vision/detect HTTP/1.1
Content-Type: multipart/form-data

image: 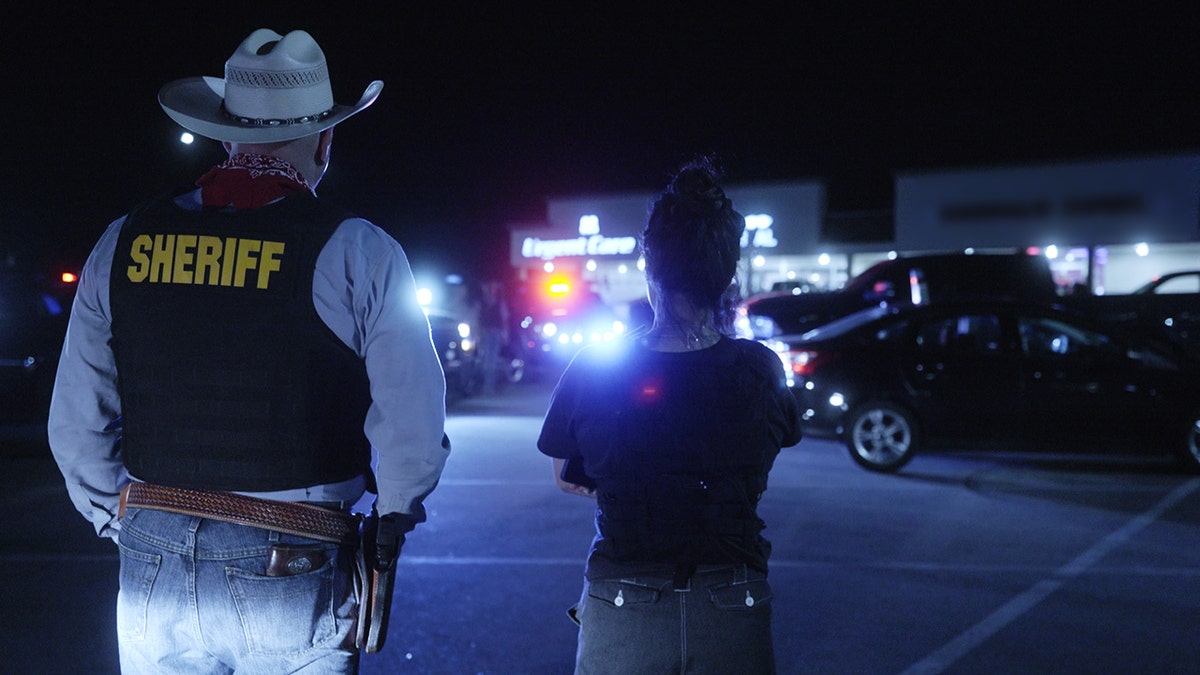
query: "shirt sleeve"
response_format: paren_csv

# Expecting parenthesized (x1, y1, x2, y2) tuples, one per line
(755, 342, 804, 449)
(313, 220, 450, 521)
(47, 217, 127, 540)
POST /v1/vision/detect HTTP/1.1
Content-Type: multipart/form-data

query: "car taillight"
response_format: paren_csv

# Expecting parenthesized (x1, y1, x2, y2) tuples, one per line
(785, 349, 837, 377)
(61, 272, 78, 284)
(767, 338, 839, 380)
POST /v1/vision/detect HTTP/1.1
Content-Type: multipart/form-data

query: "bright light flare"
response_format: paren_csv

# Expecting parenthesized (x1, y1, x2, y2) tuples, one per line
(416, 287, 433, 306)
(788, 350, 820, 376)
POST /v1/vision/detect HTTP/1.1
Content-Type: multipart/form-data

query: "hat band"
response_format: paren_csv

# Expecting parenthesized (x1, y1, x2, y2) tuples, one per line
(226, 63, 329, 89)
(221, 103, 336, 129)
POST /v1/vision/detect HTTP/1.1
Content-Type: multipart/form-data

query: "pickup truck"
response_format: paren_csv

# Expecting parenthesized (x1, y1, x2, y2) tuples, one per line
(736, 252, 1059, 339)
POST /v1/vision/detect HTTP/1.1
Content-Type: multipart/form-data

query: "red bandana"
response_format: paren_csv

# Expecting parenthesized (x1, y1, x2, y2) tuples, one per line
(196, 153, 313, 209)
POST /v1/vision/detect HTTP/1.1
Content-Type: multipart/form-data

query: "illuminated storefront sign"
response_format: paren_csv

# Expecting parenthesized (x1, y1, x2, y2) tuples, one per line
(742, 214, 779, 248)
(521, 234, 638, 259)
(521, 214, 638, 260)
(520, 210, 782, 261)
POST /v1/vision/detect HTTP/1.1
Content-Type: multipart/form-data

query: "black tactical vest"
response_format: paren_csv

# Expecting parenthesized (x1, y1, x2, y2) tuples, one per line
(109, 190, 371, 491)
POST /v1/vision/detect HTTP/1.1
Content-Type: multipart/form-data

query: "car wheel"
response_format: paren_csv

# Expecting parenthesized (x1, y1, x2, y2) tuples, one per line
(1176, 412, 1200, 473)
(845, 402, 918, 473)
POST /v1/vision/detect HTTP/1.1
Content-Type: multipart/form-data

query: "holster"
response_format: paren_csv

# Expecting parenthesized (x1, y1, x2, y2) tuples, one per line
(355, 511, 397, 653)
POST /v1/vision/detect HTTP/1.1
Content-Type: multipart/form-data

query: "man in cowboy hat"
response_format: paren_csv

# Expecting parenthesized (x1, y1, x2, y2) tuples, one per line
(48, 28, 449, 673)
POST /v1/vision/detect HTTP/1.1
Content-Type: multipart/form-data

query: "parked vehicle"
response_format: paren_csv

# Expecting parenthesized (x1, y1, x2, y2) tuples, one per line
(737, 252, 1059, 340)
(0, 243, 80, 421)
(1133, 270, 1200, 295)
(768, 279, 818, 294)
(771, 300, 1200, 473)
(1063, 270, 1200, 356)
(425, 308, 479, 400)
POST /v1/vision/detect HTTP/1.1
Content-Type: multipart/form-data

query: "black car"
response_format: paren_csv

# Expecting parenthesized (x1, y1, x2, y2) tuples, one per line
(1062, 270, 1200, 356)
(770, 301, 1200, 473)
(736, 252, 1059, 340)
(1133, 269, 1200, 295)
(0, 244, 80, 421)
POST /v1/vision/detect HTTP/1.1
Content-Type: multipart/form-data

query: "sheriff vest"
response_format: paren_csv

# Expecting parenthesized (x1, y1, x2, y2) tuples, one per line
(126, 233, 286, 289)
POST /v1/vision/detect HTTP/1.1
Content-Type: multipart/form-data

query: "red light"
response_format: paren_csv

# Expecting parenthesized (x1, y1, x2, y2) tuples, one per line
(786, 350, 837, 377)
(61, 272, 78, 284)
(637, 376, 663, 402)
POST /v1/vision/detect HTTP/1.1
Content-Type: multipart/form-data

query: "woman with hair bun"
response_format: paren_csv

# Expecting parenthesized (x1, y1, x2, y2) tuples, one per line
(538, 157, 802, 674)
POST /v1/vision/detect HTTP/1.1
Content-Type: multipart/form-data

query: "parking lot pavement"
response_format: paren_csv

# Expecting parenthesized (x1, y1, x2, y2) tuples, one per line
(1, 449, 120, 673)
(6, 376, 1200, 673)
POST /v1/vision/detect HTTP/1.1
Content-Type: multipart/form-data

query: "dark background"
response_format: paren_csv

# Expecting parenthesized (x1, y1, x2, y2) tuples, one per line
(4, 3, 1199, 278)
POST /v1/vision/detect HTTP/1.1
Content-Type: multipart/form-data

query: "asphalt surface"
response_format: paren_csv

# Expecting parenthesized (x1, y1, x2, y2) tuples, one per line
(4, 366, 1200, 673)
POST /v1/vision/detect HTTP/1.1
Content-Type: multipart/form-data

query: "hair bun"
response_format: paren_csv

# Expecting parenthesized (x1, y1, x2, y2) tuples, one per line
(666, 159, 728, 217)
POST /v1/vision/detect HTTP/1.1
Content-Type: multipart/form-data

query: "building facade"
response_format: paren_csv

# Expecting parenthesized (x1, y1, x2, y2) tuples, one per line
(507, 154, 1200, 321)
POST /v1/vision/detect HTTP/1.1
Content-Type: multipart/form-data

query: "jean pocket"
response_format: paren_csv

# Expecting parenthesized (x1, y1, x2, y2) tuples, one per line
(707, 577, 773, 611)
(117, 544, 161, 642)
(587, 579, 667, 609)
(226, 555, 338, 655)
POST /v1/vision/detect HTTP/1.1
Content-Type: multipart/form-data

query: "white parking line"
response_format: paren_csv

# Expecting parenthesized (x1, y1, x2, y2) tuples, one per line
(399, 556, 583, 566)
(898, 478, 1200, 675)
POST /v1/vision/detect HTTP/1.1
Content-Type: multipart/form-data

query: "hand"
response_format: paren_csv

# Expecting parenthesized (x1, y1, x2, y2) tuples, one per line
(552, 458, 596, 498)
(374, 513, 407, 570)
(559, 481, 596, 498)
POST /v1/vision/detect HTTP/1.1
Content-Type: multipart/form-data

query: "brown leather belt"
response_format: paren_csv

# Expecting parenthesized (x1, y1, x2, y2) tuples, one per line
(122, 482, 360, 544)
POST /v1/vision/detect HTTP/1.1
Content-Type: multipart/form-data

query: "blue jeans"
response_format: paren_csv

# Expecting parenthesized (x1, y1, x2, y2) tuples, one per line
(571, 565, 775, 674)
(117, 507, 360, 674)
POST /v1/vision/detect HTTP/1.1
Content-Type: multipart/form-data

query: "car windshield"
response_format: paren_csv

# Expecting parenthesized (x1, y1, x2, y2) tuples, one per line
(798, 305, 893, 342)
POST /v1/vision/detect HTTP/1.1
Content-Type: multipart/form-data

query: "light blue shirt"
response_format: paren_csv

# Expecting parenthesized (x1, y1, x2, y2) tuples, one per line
(48, 189, 450, 539)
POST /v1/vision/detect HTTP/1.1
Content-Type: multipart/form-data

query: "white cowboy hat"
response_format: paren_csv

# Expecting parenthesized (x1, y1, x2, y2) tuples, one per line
(158, 28, 383, 143)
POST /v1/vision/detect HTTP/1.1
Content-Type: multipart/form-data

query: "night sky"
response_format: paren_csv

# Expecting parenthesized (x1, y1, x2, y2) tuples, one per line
(5, 3, 1199, 279)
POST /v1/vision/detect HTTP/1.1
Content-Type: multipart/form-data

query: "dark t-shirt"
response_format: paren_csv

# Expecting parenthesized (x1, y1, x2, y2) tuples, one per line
(538, 335, 802, 578)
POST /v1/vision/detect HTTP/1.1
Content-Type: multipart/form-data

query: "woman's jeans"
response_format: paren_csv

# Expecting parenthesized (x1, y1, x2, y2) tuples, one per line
(572, 565, 774, 674)
(116, 507, 359, 674)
